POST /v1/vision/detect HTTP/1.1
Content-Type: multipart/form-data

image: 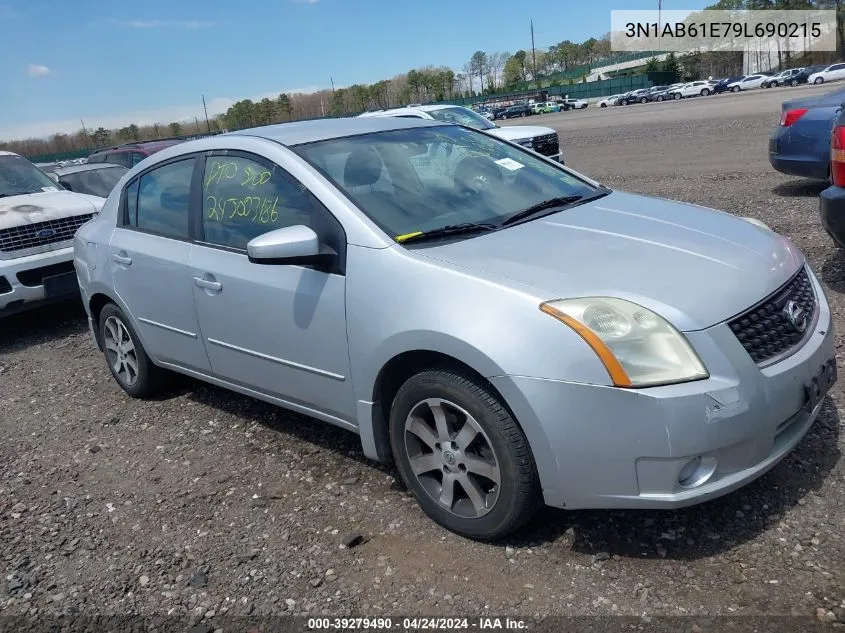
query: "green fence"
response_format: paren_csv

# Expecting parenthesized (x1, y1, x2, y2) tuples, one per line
(27, 148, 92, 163)
(548, 75, 652, 99)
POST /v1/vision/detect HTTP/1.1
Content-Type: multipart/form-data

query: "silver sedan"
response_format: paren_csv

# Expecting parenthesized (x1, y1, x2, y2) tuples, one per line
(73, 116, 837, 540)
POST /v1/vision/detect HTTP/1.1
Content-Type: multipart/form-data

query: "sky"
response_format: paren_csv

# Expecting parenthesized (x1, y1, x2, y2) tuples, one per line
(0, 0, 710, 141)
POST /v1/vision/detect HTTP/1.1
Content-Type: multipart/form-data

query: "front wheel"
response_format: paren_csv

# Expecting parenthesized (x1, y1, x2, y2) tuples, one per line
(640, 97, 648, 103)
(815, 77, 825, 84)
(520, 112, 527, 117)
(389, 369, 541, 540)
(770, 81, 779, 88)
(673, 92, 682, 100)
(700, 88, 710, 96)
(731, 86, 740, 92)
(99, 303, 166, 398)
(656, 95, 664, 101)
(790, 79, 799, 87)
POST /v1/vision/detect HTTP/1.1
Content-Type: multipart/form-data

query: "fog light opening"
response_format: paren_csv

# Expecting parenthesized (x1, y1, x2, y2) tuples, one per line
(678, 456, 717, 489)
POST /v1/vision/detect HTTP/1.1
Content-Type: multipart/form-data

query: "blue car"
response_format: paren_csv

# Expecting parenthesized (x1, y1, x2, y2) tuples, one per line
(769, 87, 845, 180)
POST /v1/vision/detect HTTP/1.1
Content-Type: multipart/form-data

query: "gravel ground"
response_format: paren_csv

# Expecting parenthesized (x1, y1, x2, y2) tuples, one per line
(3, 88, 845, 626)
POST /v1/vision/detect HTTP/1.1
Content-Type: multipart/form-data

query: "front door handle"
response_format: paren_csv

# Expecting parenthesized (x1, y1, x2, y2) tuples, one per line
(193, 276, 222, 293)
(112, 253, 132, 266)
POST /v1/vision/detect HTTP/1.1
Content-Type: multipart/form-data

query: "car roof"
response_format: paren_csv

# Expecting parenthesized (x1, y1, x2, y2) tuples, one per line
(53, 163, 128, 176)
(231, 116, 447, 146)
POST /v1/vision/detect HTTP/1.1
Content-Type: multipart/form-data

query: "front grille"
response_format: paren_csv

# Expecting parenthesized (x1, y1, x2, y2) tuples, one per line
(0, 214, 93, 254)
(728, 267, 817, 365)
(16, 261, 75, 287)
(532, 133, 559, 157)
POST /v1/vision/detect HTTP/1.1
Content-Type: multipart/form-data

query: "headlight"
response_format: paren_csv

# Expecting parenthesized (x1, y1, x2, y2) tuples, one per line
(539, 297, 708, 388)
(514, 139, 533, 148)
(741, 216, 770, 230)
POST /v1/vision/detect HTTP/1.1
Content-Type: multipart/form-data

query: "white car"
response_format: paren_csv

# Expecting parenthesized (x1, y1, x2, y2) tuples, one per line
(726, 74, 767, 91)
(761, 68, 804, 88)
(808, 62, 845, 84)
(597, 95, 619, 108)
(561, 98, 588, 110)
(0, 151, 106, 316)
(359, 104, 563, 163)
(668, 81, 713, 99)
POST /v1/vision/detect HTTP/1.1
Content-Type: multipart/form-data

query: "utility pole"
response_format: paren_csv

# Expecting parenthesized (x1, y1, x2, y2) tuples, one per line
(658, 0, 662, 53)
(80, 120, 91, 148)
(530, 19, 537, 80)
(202, 94, 211, 134)
(154, 123, 159, 138)
(331, 76, 335, 95)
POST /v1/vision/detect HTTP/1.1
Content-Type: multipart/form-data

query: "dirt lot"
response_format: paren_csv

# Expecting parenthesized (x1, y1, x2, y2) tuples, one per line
(3, 85, 845, 624)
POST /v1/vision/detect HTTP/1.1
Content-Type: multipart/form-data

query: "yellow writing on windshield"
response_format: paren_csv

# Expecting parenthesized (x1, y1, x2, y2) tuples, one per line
(206, 160, 272, 189)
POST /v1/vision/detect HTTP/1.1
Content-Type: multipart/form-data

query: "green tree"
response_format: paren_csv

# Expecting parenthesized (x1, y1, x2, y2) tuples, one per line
(645, 57, 661, 72)
(168, 122, 182, 136)
(661, 52, 681, 82)
(470, 51, 487, 93)
(277, 93, 292, 121)
(91, 127, 110, 147)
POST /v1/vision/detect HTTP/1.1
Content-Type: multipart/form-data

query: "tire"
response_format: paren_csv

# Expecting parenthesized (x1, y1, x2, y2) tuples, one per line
(771, 81, 779, 88)
(673, 92, 682, 100)
(600, 102, 607, 107)
(389, 369, 541, 540)
(640, 97, 648, 103)
(815, 77, 825, 84)
(98, 303, 166, 398)
(731, 86, 740, 92)
(700, 88, 710, 96)
(790, 79, 799, 87)
(520, 112, 527, 117)
(656, 95, 664, 102)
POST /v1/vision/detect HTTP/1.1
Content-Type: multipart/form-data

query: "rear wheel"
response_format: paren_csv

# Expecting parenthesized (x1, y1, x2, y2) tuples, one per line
(731, 85, 740, 92)
(770, 81, 779, 88)
(99, 303, 166, 398)
(815, 77, 825, 84)
(520, 112, 527, 117)
(640, 97, 648, 103)
(389, 369, 542, 540)
(600, 102, 607, 107)
(700, 88, 710, 96)
(790, 79, 799, 87)
(673, 92, 682, 100)
(656, 95, 664, 101)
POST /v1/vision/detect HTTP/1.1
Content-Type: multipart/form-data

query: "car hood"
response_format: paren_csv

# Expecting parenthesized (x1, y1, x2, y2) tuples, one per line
(0, 190, 105, 230)
(486, 126, 556, 142)
(414, 191, 804, 331)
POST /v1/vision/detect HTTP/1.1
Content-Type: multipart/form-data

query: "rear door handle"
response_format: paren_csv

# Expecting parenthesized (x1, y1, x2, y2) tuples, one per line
(193, 276, 222, 292)
(112, 253, 132, 266)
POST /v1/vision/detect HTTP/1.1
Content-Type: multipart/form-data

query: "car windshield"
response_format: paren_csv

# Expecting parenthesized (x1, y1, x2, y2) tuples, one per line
(425, 107, 496, 131)
(0, 154, 62, 197)
(294, 125, 601, 241)
(59, 166, 128, 197)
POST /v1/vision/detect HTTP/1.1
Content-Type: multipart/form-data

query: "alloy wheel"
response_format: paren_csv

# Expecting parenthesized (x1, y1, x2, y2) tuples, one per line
(403, 397, 501, 519)
(103, 315, 139, 387)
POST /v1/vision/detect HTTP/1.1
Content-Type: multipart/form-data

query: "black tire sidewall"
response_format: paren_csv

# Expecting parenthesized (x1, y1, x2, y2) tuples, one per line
(99, 303, 157, 398)
(389, 371, 538, 540)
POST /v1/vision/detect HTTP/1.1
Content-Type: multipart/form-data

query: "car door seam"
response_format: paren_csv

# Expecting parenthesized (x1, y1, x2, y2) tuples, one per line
(206, 337, 346, 381)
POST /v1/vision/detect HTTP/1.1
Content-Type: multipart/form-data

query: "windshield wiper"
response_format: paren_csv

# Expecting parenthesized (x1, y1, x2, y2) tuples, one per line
(500, 195, 586, 227)
(395, 222, 498, 244)
(0, 191, 36, 199)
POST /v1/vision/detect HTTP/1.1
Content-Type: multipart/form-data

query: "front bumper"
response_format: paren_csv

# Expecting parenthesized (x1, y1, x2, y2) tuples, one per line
(490, 266, 836, 510)
(0, 245, 79, 315)
(820, 184, 845, 247)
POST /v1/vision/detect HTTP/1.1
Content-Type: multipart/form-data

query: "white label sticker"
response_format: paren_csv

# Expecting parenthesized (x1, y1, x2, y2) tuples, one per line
(495, 158, 524, 171)
(41, 186, 58, 192)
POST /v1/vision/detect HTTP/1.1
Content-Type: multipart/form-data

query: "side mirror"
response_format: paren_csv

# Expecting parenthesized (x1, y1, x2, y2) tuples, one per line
(247, 225, 337, 268)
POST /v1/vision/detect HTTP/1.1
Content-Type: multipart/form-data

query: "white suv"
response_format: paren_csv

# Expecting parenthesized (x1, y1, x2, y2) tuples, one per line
(358, 104, 563, 163)
(0, 151, 105, 316)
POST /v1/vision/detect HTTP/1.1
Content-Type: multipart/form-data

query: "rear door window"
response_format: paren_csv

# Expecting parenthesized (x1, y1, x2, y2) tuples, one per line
(128, 158, 194, 238)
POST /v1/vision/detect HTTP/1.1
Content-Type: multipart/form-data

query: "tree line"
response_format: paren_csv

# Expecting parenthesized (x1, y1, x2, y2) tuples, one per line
(4, 0, 844, 159)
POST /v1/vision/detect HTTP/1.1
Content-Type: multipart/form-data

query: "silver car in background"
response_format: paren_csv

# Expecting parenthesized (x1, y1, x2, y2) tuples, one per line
(73, 117, 836, 540)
